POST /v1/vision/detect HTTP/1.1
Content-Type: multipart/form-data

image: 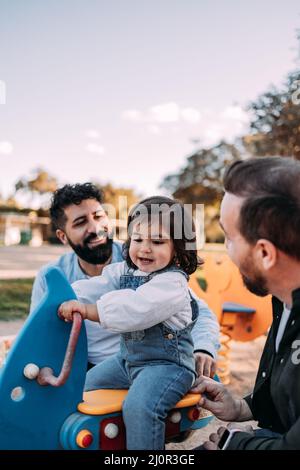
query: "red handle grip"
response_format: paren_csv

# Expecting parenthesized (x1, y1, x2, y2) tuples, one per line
(37, 312, 83, 387)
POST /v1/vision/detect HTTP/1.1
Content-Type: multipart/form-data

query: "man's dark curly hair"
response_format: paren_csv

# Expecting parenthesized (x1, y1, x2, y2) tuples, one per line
(50, 183, 103, 230)
(122, 195, 203, 275)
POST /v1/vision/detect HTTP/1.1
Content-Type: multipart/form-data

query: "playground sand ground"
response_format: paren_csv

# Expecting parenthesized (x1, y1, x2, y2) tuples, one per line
(0, 318, 266, 450)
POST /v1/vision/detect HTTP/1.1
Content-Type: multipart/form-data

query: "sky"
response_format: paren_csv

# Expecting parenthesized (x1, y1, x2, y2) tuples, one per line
(0, 0, 299, 203)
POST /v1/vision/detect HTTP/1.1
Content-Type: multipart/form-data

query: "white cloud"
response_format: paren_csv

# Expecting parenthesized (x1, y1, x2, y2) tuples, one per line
(0, 141, 13, 154)
(122, 102, 249, 145)
(146, 124, 162, 135)
(149, 102, 180, 123)
(221, 105, 249, 122)
(86, 143, 105, 155)
(194, 105, 250, 146)
(85, 129, 101, 139)
(121, 109, 142, 122)
(122, 102, 201, 125)
(180, 107, 201, 123)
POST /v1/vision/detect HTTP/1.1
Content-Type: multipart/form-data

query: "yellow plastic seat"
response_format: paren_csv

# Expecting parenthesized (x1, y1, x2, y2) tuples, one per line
(78, 389, 201, 416)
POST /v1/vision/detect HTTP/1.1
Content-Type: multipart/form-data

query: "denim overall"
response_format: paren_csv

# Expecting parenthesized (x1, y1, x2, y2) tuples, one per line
(85, 265, 198, 450)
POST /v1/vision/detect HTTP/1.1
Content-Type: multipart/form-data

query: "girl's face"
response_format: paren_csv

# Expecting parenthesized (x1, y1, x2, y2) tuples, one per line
(129, 221, 175, 273)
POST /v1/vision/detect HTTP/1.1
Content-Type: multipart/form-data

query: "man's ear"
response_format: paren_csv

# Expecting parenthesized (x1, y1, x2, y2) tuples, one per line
(56, 229, 68, 245)
(255, 239, 277, 270)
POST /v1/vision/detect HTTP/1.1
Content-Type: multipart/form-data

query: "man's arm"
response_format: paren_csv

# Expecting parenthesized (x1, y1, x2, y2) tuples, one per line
(189, 290, 220, 359)
(30, 269, 47, 313)
(227, 418, 299, 450)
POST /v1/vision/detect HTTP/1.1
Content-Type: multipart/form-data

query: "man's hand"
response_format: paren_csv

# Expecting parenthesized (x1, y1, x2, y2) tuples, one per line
(194, 352, 216, 378)
(203, 423, 254, 450)
(203, 426, 227, 450)
(227, 423, 254, 433)
(58, 300, 88, 322)
(190, 375, 249, 421)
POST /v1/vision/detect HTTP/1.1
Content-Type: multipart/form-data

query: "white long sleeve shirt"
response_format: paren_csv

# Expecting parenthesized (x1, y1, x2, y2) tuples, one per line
(72, 261, 192, 333)
(31, 243, 220, 364)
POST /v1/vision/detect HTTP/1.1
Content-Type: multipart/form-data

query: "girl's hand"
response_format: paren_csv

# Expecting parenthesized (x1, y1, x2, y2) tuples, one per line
(58, 300, 87, 322)
(194, 351, 217, 378)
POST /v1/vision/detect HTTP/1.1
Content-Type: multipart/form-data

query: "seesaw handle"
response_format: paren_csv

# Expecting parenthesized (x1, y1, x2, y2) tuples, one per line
(37, 312, 83, 387)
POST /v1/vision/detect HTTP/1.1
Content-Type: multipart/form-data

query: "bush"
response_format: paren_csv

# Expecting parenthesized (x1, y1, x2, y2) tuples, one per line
(0, 278, 33, 320)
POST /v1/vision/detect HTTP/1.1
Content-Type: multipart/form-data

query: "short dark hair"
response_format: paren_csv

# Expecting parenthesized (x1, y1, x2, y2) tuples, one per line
(50, 183, 103, 230)
(122, 195, 203, 274)
(223, 156, 300, 260)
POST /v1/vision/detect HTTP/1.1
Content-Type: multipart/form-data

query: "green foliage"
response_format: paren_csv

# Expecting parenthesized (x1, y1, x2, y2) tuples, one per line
(160, 141, 240, 242)
(160, 140, 242, 206)
(99, 183, 141, 218)
(0, 278, 33, 320)
(15, 169, 58, 195)
(14, 168, 58, 209)
(244, 70, 300, 159)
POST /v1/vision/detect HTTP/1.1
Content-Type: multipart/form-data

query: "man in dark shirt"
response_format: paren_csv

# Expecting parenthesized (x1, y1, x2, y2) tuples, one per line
(192, 156, 300, 450)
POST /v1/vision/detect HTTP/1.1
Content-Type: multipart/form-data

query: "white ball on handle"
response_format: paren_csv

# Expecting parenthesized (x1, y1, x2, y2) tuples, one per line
(104, 423, 119, 439)
(23, 363, 40, 380)
(169, 411, 182, 423)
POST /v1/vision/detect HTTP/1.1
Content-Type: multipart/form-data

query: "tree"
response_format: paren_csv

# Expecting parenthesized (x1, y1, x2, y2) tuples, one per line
(244, 69, 300, 159)
(91, 182, 141, 240)
(15, 168, 58, 209)
(160, 140, 242, 205)
(160, 141, 243, 242)
(95, 183, 140, 218)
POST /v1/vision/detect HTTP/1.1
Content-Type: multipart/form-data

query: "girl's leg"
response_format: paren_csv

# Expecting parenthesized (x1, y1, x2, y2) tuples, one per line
(84, 354, 130, 391)
(122, 364, 194, 450)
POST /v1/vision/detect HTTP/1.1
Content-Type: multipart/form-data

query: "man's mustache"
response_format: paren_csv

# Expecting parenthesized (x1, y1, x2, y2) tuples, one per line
(83, 231, 110, 245)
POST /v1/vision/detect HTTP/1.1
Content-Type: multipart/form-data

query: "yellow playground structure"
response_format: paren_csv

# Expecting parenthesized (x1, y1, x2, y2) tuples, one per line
(190, 245, 272, 384)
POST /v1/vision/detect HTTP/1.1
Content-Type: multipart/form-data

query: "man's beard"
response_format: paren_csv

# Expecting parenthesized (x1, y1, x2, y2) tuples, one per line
(240, 256, 269, 297)
(241, 273, 269, 297)
(67, 232, 113, 265)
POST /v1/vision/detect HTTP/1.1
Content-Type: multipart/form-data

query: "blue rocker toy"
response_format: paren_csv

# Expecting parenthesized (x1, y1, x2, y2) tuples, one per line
(0, 267, 214, 450)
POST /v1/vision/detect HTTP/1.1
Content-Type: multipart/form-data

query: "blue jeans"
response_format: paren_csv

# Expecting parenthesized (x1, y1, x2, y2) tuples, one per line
(85, 354, 195, 450)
